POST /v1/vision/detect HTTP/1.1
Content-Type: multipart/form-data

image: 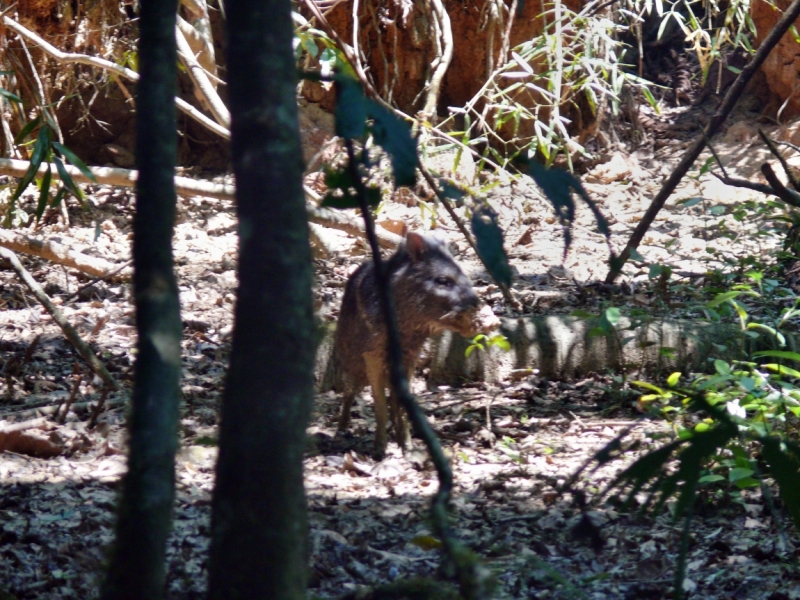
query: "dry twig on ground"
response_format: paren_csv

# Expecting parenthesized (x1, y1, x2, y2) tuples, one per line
(0, 247, 119, 391)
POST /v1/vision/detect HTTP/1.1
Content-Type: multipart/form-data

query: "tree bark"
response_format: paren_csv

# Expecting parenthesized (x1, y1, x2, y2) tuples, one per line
(100, 0, 183, 597)
(207, 0, 315, 598)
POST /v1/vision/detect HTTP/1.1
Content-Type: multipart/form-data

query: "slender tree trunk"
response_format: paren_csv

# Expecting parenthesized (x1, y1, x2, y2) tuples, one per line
(207, 0, 315, 598)
(100, 0, 182, 597)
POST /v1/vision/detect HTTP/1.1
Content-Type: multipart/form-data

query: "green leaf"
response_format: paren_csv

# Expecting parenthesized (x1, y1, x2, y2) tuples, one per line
(628, 247, 645, 262)
(677, 197, 703, 208)
(487, 334, 511, 351)
(603, 306, 620, 326)
(631, 380, 665, 395)
(0, 87, 22, 104)
(50, 186, 68, 209)
(471, 204, 512, 289)
(763, 364, 800, 379)
(714, 360, 731, 376)
(753, 350, 800, 363)
(35, 165, 52, 222)
(739, 377, 755, 392)
(699, 474, 725, 484)
(729, 467, 754, 483)
(707, 291, 742, 308)
(334, 76, 367, 140)
(365, 101, 417, 186)
(11, 124, 51, 202)
(54, 155, 84, 201)
(666, 372, 681, 387)
(52, 142, 97, 182)
(14, 114, 42, 145)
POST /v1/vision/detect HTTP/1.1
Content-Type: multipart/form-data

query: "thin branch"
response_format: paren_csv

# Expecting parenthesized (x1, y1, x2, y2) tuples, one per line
(0, 247, 119, 391)
(62, 260, 135, 301)
(2, 16, 230, 140)
(759, 128, 800, 192)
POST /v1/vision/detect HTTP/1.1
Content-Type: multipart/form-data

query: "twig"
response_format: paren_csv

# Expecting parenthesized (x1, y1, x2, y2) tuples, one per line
(0, 417, 49, 434)
(62, 260, 134, 301)
(58, 364, 82, 424)
(1, 16, 230, 140)
(759, 128, 800, 192)
(345, 137, 492, 599)
(694, 116, 728, 179)
(604, 0, 800, 283)
(777, 139, 800, 155)
(88, 386, 111, 428)
(0, 247, 119, 391)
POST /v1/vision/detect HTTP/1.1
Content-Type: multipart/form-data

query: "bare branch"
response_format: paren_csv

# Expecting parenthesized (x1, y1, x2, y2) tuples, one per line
(2, 16, 230, 140)
(176, 26, 230, 127)
(0, 247, 119, 391)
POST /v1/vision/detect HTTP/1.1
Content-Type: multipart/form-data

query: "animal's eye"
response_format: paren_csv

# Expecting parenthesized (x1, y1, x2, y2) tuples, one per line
(435, 276, 454, 287)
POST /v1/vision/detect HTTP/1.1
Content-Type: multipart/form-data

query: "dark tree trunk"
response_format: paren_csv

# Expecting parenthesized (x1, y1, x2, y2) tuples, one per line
(100, 0, 182, 597)
(206, 0, 315, 598)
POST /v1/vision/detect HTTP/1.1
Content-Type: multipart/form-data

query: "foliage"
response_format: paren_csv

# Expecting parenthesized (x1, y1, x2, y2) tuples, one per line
(3, 111, 96, 228)
(577, 275, 800, 598)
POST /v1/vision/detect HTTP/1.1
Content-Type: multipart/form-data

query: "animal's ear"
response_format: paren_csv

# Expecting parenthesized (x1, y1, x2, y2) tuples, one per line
(405, 231, 428, 262)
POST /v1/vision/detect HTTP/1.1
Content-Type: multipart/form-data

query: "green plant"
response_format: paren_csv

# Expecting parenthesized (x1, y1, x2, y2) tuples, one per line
(4, 115, 96, 227)
(465, 333, 511, 358)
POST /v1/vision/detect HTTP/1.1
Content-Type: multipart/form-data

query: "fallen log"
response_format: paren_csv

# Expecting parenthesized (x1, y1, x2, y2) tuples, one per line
(0, 229, 125, 279)
(317, 315, 759, 389)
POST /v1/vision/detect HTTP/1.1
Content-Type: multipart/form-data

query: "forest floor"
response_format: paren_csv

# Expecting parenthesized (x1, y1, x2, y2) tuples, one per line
(2, 92, 800, 599)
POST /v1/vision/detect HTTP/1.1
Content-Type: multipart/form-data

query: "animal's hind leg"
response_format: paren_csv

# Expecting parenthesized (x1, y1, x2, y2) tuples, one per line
(364, 351, 389, 457)
(389, 365, 414, 451)
(338, 390, 355, 432)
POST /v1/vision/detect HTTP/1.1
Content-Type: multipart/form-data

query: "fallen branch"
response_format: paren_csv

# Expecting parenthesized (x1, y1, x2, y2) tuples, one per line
(2, 16, 230, 140)
(604, 0, 800, 283)
(0, 247, 119, 391)
(0, 229, 125, 279)
(304, 185, 403, 248)
(0, 157, 236, 200)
